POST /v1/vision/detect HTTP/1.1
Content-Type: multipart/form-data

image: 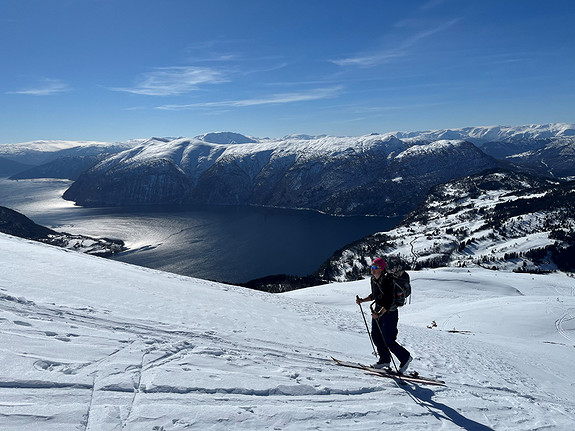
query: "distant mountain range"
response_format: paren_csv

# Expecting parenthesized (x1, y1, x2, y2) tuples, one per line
(1, 123, 574, 218)
(60, 135, 501, 217)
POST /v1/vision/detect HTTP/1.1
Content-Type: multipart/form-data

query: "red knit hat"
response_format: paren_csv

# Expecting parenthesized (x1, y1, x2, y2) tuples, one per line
(371, 258, 386, 270)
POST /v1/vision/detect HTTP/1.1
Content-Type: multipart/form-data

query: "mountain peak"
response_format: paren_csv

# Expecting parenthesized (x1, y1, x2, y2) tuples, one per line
(197, 132, 257, 145)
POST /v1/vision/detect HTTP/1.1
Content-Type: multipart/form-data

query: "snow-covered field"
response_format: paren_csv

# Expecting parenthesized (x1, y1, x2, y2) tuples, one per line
(1, 233, 574, 430)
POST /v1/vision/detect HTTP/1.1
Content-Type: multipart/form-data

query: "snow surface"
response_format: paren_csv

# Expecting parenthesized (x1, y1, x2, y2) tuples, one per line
(394, 140, 466, 159)
(1, 123, 572, 168)
(395, 123, 575, 144)
(1, 233, 574, 430)
(0, 140, 144, 166)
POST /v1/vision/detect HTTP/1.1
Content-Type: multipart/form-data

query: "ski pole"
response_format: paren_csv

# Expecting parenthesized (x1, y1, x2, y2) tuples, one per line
(357, 299, 378, 357)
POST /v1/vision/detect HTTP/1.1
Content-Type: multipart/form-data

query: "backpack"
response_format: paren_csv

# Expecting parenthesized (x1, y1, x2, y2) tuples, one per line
(390, 269, 411, 307)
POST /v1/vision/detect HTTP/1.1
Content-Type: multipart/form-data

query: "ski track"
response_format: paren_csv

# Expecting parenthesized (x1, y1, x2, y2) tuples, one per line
(2, 239, 575, 431)
(1, 286, 574, 431)
(555, 308, 575, 343)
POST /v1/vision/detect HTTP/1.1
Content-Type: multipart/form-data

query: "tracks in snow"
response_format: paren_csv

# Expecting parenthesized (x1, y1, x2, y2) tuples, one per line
(555, 308, 575, 343)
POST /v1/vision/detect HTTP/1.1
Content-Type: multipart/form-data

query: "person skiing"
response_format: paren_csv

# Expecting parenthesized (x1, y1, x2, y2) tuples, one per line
(356, 258, 413, 372)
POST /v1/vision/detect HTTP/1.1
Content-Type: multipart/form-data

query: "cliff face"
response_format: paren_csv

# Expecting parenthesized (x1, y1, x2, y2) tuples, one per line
(64, 158, 192, 206)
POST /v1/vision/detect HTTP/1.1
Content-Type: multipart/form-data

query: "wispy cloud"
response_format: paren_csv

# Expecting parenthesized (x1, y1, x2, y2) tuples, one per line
(156, 86, 343, 110)
(404, 18, 460, 45)
(331, 51, 406, 68)
(420, 0, 448, 12)
(110, 66, 228, 96)
(7, 78, 70, 96)
(332, 18, 460, 67)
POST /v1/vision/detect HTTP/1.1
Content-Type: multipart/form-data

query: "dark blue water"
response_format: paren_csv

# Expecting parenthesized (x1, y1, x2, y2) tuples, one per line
(103, 204, 400, 283)
(0, 178, 400, 283)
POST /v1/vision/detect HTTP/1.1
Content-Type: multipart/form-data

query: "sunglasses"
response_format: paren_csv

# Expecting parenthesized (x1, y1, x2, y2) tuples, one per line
(370, 265, 380, 270)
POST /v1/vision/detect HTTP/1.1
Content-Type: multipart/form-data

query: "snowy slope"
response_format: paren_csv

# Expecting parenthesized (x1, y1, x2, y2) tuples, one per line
(312, 170, 575, 285)
(0, 140, 143, 166)
(1, 233, 574, 430)
(396, 123, 575, 144)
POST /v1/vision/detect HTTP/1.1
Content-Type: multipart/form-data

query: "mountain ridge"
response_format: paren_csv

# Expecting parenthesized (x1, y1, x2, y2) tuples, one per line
(61, 135, 500, 216)
(2, 123, 573, 217)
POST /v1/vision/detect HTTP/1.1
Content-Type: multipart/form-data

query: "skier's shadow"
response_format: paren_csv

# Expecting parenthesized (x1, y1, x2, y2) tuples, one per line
(400, 384, 494, 430)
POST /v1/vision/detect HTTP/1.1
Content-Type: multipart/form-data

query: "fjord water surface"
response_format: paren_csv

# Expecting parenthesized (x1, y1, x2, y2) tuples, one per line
(0, 178, 400, 283)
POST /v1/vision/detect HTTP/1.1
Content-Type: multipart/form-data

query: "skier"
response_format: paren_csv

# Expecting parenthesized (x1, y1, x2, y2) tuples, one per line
(356, 258, 413, 372)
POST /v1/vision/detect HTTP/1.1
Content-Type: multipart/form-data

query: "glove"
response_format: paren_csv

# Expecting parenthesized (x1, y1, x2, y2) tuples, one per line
(370, 304, 386, 318)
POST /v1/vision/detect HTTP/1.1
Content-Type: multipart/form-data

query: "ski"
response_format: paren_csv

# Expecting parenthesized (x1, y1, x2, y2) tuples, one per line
(332, 357, 446, 386)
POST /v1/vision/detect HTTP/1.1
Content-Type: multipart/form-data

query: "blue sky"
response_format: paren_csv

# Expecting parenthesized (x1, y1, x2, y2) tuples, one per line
(1, 0, 574, 143)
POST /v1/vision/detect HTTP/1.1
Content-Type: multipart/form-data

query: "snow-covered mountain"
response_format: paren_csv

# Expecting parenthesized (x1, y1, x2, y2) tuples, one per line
(1, 232, 573, 429)
(503, 136, 575, 179)
(9, 155, 108, 181)
(396, 123, 575, 179)
(395, 122, 575, 144)
(3, 124, 573, 216)
(59, 124, 575, 215)
(0, 139, 143, 166)
(309, 170, 575, 284)
(0, 139, 145, 179)
(61, 133, 498, 216)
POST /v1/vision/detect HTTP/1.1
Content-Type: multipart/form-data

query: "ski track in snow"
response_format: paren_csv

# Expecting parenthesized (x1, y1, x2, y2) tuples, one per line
(1, 235, 575, 430)
(2, 294, 573, 431)
(555, 308, 575, 343)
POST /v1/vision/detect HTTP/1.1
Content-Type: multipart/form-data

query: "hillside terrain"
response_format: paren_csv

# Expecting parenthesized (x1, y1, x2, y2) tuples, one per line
(246, 170, 575, 292)
(1, 233, 573, 430)
(0, 206, 125, 256)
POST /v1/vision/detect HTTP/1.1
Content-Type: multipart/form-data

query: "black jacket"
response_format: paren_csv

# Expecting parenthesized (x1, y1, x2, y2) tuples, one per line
(370, 273, 395, 312)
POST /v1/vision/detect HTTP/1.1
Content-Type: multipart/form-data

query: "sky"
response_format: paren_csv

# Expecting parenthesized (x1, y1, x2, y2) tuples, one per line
(1, 0, 574, 144)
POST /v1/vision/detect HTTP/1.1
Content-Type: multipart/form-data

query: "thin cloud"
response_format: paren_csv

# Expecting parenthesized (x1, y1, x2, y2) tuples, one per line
(406, 18, 460, 45)
(110, 66, 228, 96)
(332, 52, 406, 68)
(191, 54, 240, 63)
(7, 78, 70, 96)
(332, 18, 460, 68)
(420, 0, 448, 12)
(156, 86, 343, 110)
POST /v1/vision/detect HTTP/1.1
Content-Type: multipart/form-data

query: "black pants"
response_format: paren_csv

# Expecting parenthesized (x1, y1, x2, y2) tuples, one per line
(371, 310, 410, 364)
